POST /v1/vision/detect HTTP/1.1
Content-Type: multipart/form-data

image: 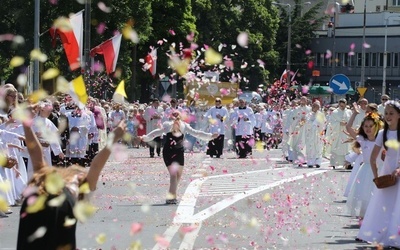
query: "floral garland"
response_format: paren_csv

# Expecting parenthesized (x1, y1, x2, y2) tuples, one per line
(386, 100, 400, 110)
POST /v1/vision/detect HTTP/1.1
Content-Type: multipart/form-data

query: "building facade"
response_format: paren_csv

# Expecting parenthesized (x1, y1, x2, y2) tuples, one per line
(310, 2, 400, 103)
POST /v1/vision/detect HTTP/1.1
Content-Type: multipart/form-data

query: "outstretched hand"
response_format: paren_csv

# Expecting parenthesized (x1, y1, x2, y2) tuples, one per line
(352, 102, 360, 114)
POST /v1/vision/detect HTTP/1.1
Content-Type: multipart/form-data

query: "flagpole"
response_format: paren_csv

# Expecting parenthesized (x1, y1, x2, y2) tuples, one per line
(33, 0, 40, 91)
(84, 0, 92, 95)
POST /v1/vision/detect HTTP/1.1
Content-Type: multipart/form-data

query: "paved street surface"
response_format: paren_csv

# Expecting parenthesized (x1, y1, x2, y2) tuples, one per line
(0, 147, 374, 249)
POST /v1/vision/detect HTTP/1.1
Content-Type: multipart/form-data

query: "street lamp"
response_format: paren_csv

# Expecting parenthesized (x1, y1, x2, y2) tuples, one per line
(272, 1, 311, 84)
(383, 15, 400, 96)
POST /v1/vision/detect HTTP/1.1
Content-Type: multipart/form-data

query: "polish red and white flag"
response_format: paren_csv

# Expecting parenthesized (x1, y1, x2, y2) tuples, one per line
(50, 11, 83, 71)
(90, 33, 122, 75)
(145, 48, 157, 77)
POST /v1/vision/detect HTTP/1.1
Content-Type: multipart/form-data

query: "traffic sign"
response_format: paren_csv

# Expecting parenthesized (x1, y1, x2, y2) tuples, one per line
(357, 87, 367, 97)
(329, 74, 351, 95)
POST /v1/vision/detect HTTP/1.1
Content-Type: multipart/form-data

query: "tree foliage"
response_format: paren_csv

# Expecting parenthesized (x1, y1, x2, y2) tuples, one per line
(0, 0, 324, 101)
(273, 0, 326, 84)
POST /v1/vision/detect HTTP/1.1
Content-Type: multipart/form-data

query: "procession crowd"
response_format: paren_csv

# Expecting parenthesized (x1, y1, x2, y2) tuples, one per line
(1, 81, 400, 248)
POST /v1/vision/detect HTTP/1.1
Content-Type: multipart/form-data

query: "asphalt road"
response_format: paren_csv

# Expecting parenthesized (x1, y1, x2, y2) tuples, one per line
(0, 147, 374, 249)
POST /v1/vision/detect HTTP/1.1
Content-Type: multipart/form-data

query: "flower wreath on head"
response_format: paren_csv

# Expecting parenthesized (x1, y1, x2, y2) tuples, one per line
(386, 100, 400, 110)
(365, 112, 384, 137)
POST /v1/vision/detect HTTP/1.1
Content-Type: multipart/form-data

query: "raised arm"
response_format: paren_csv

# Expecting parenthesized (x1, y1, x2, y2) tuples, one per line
(345, 105, 359, 140)
(184, 122, 217, 141)
(86, 120, 126, 191)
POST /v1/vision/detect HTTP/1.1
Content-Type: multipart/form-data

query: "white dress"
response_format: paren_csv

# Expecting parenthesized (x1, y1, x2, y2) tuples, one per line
(357, 130, 400, 247)
(343, 152, 363, 197)
(0, 129, 25, 206)
(346, 136, 376, 217)
(305, 110, 326, 165)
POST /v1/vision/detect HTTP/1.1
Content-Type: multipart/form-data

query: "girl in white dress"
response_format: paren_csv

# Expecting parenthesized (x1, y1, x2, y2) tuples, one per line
(343, 142, 363, 197)
(345, 105, 383, 218)
(357, 101, 400, 247)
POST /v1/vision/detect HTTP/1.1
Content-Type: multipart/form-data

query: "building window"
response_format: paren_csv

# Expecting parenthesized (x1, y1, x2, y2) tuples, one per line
(394, 53, 399, 67)
(357, 53, 362, 67)
(350, 53, 356, 66)
(371, 53, 377, 67)
(343, 53, 349, 66)
(365, 53, 370, 67)
(393, 0, 400, 6)
(387, 53, 392, 67)
(379, 53, 384, 67)
(336, 53, 341, 67)
(315, 53, 320, 66)
(323, 53, 332, 66)
(319, 53, 325, 66)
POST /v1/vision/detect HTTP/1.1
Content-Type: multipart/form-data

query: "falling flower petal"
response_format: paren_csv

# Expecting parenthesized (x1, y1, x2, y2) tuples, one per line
(28, 227, 47, 242)
(96, 233, 107, 244)
(0, 196, 9, 212)
(96, 23, 106, 34)
(10, 56, 24, 68)
(385, 139, 400, 150)
(305, 49, 312, 55)
(48, 193, 66, 207)
(30, 49, 48, 62)
(53, 17, 72, 32)
(122, 22, 139, 43)
(180, 225, 198, 234)
(26, 195, 47, 213)
(130, 222, 143, 235)
(42, 68, 60, 80)
(237, 32, 248, 47)
(79, 182, 91, 194)
(45, 172, 65, 195)
(350, 43, 355, 50)
(29, 89, 49, 104)
(263, 193, 271, 202)
(205, 48, 222, 65)
(0, 180, 11, 193)
(64, 217, 77, 227)
(154, 235, 170, 247)
(17, 74, 28, 87)
(98, 2, 112, 13)
(168, 29, 176, 36)
(363, 42, 371, 48)
(73, 201, 97, 223)
(325, 50, 332, 59)
(56, 76, 69, 93)
(168, 58, 189, 76)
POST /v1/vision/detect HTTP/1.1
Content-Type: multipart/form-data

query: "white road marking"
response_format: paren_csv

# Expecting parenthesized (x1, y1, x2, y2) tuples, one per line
(152, 223, 180, 250)
(178, 222, 203, 250)
(153, 157, 329, 249)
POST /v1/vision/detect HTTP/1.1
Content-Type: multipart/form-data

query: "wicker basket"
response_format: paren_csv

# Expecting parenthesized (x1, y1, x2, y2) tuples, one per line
(373, 175, 397, 189)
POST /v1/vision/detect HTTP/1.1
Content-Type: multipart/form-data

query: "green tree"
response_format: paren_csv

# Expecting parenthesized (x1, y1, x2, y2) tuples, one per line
(273, 0, 325, 84)
(192, 0, 280, 91)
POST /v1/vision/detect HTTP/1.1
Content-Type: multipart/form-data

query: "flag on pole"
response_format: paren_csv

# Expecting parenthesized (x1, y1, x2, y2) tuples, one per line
(90, 33, 122, 75)
(279, 69, 288, 83)
(291, 69, 299, 82)
(145, 48, 157, 77)
(69, 75, 88, 108)
(50, 11, 83, 71)
(113, 80, 128, 103)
